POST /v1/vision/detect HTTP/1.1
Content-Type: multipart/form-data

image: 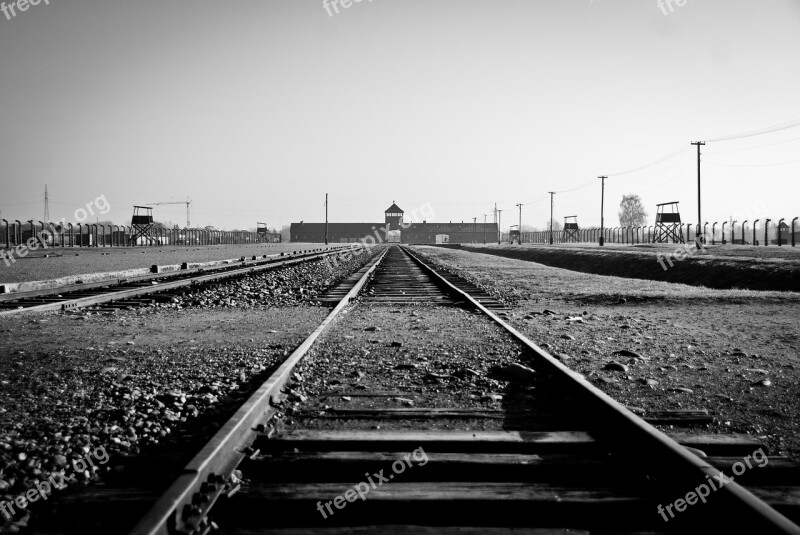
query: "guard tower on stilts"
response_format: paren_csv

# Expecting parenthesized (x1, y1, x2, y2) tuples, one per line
(653, 202, 684, 244)
(256, 222, 268, 243)
(563, 216, 579, 242)
(129, 206, 157, 245)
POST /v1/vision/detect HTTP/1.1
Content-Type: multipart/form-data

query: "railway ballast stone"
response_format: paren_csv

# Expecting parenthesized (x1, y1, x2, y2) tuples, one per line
(491, 363, 537, 384)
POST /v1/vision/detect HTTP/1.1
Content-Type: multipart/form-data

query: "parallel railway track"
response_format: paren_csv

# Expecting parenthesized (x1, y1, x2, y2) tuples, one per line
(37, 244, 800, 534)
(0, 248, 343, 316)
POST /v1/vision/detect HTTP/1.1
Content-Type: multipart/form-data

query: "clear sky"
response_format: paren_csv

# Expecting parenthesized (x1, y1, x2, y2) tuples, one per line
(1, 0, 798, 231)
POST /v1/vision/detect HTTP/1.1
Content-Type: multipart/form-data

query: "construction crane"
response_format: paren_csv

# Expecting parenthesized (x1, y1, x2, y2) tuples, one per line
(147, 198, 192, 228)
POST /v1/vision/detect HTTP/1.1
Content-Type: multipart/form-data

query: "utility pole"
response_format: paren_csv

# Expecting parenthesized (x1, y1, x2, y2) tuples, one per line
(472, 217, 477, 243)
(483, 214, 487, 244)
(497, 210, 502, 244)
(324, 193, 328, 245)
(691, 141, 705, 248)
(516, 203, 522, 244)
(548, 192, 555, 245)
(599, 176, 607, 246)
(43, 185, 50, 222)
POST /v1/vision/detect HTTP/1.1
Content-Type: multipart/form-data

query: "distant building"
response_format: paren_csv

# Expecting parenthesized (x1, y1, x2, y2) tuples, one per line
(775, 221, 799, 244)
(290, 203, 498, 244)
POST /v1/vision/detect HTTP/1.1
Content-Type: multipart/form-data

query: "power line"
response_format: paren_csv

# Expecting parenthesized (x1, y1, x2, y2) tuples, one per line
(522, 196, 549, 206)
(704, 134, 800, 155)
(705, 117, 800, 142)
(554, 178, 596, 194)
(705, 158, 800, 168)
(607, 146, 690, 177)
(599, 117, 800, 182)
(613, 158, 694, 185)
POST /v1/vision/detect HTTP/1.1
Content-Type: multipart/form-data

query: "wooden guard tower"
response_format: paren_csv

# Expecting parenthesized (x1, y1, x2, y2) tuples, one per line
(563, 216, 579, 242)
(256, 222, 268, 242)
(654, 202, 684, 243)
(130, 206, 156, 245)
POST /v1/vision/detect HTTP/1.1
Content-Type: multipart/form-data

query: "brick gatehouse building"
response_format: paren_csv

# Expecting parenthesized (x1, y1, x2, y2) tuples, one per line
(290, 203, 498, 244)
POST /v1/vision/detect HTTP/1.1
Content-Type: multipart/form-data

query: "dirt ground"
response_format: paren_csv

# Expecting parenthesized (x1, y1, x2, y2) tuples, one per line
(460, 243, 800, 292)
(414, 246, 800, 461)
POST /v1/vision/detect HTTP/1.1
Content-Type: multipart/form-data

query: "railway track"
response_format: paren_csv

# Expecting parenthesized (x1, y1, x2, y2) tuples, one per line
(103, 246, 800, 535)
(0, 248, 343, 316)
(316, 245, 508, 309)
(39, 245, 800, 534)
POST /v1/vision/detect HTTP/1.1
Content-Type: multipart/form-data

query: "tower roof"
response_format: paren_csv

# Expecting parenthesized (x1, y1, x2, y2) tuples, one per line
(385, 202, 404, 213)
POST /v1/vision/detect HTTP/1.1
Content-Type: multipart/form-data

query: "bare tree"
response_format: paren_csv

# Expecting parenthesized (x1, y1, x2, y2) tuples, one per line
(544, 219, 563, 231)
(618, 194, 648, 227)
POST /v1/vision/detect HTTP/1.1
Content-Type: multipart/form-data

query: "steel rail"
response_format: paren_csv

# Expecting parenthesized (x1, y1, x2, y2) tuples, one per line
(0, 248, 338, 303)
(402, 246, 800, 534)
(0, 248, 349, 317)
(128, 246, 389, 535)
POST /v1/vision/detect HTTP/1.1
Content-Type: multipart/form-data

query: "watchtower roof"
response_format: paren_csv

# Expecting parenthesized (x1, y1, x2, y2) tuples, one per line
(385, 202, 404, 213)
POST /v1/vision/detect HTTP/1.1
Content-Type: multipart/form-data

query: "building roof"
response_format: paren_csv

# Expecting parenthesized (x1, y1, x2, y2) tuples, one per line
(290, 221, 500, 234)
(385, 203, 403, 213)
(290, 222, 382, 234)
(404, 222, 499, 233)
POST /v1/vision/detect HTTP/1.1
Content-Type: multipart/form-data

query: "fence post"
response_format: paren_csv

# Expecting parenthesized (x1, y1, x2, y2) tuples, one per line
(36, 221, 45, 247)
(778, 219, 784, 246)
(752, 219, 759, 246)
(764, 219, 771, 246)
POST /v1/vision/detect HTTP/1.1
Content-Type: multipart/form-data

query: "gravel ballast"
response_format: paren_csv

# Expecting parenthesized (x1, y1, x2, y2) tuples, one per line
(414, 245, 800, 462)
(0, 246, 378, 532)
(279, 303, 572, 435)
(0, 244, 327, 285)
